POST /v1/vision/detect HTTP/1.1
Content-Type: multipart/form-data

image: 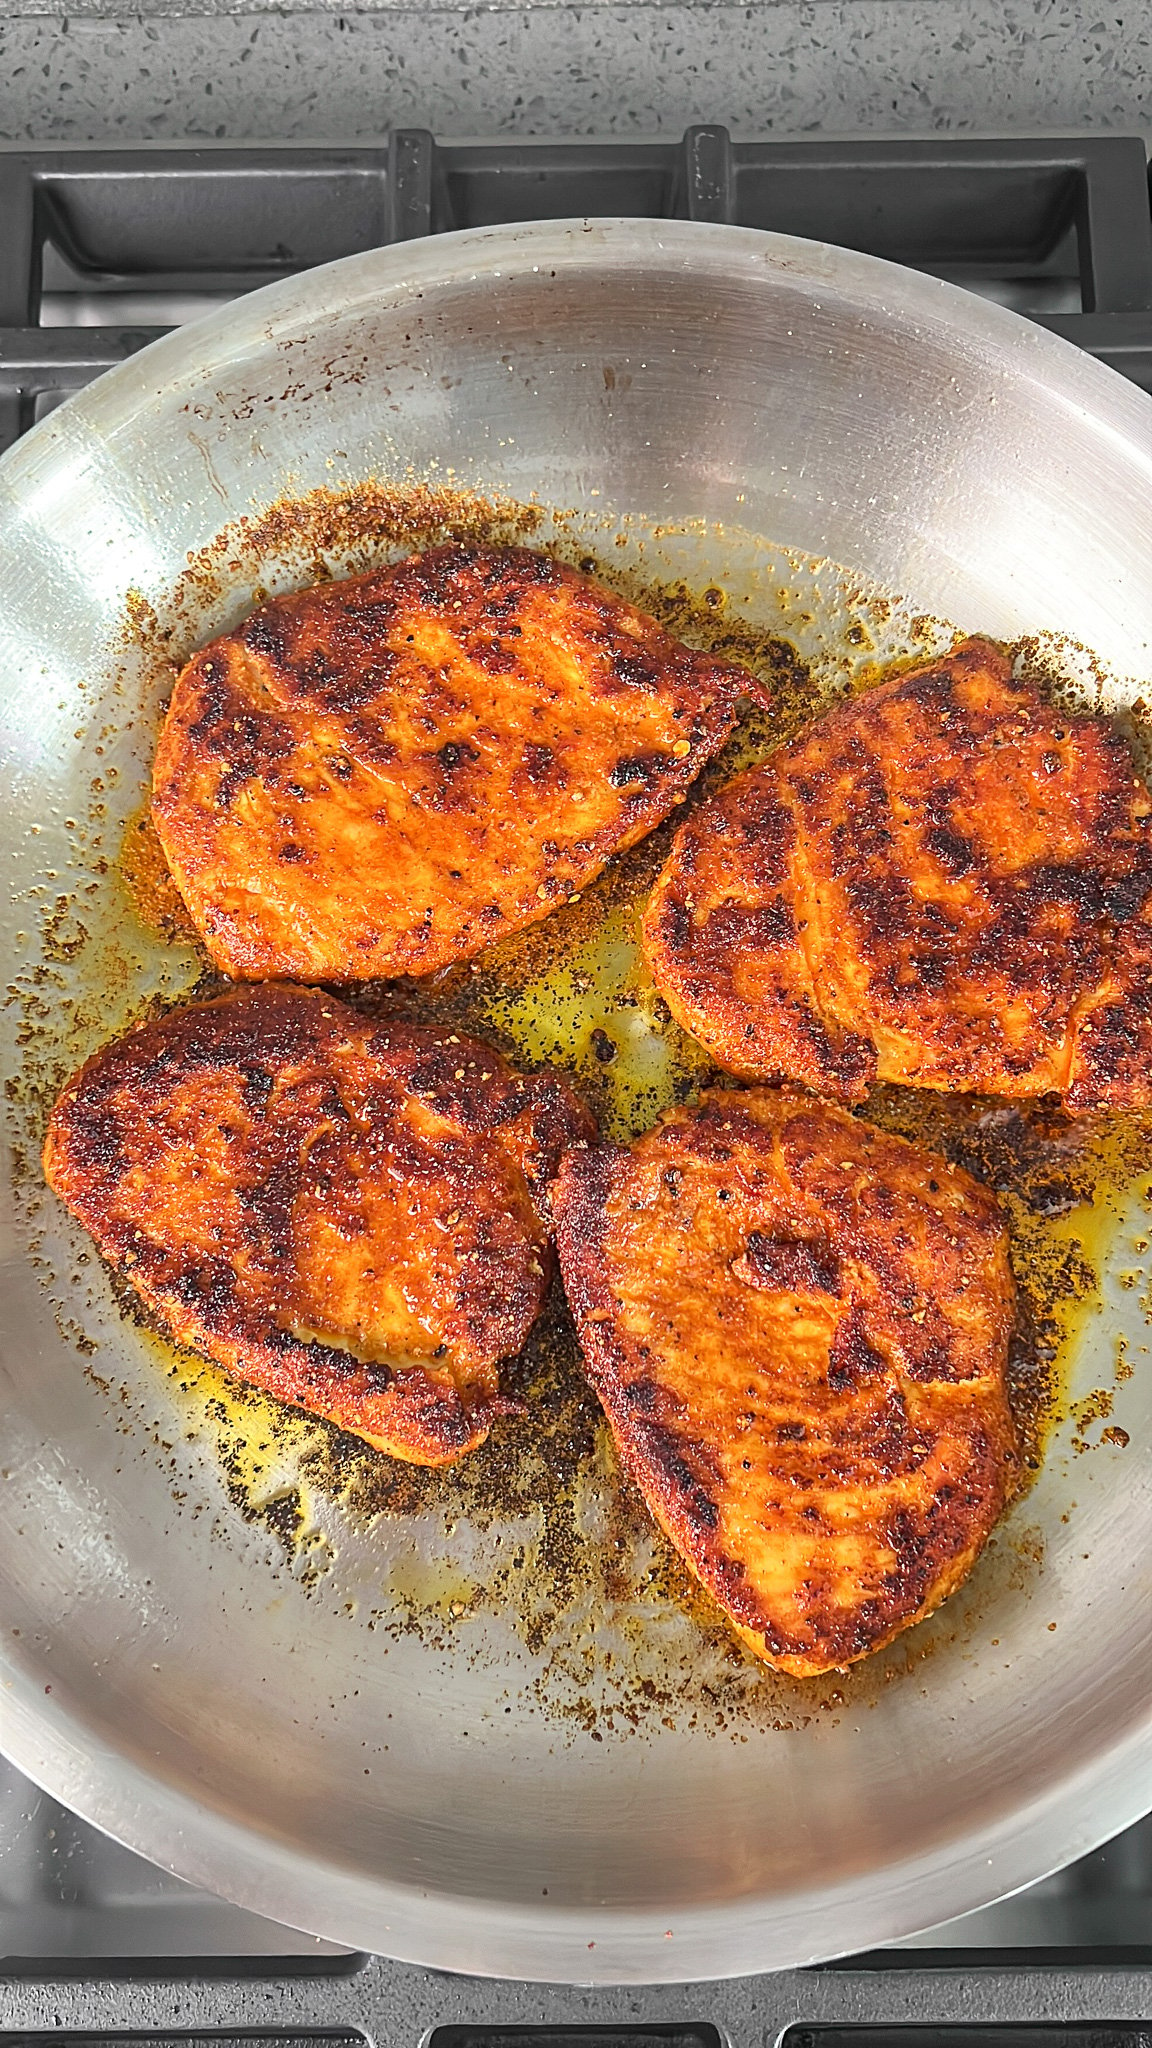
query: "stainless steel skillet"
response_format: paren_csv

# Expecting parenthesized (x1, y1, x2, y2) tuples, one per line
(2, 219, 1152, 1984)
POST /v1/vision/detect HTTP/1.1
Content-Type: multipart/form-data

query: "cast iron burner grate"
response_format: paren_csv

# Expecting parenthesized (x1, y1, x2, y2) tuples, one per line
(4, 129, 1152, 453)
(4, 123, 1152, 2041)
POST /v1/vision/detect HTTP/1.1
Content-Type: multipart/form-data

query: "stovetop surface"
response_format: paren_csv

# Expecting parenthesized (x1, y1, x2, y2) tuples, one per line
(3, 123, 1152, 2033)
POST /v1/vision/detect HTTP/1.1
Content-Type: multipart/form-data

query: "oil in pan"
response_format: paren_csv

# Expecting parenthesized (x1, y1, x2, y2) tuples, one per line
(11, 486, 1151, 1735)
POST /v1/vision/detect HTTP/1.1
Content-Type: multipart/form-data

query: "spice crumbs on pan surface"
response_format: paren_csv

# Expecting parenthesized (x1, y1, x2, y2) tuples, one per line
(9, 482, 1152, 1736)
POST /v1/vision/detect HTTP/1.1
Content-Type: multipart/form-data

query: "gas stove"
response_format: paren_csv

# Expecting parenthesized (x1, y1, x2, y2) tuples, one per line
(3, 124, 1152, 2040)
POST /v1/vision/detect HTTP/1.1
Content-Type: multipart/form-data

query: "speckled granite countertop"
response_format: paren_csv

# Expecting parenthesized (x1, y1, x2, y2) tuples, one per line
(0, 1, 1146, 145)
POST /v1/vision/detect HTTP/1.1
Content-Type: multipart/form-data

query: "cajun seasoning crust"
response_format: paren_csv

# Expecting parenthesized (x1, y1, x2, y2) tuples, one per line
(152, 542, 761, 983)
(43, 984, 594, 1467)
(552, 1089, 1019, 1677)
(642, 636, 1152, 1111)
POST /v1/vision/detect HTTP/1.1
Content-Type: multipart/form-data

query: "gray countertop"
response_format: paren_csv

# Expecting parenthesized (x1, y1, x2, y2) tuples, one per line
(0, 2, 1147, 146)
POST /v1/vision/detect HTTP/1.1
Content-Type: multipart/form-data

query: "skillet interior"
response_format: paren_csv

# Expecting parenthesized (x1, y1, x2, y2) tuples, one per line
(1, 220, 1151, 1981)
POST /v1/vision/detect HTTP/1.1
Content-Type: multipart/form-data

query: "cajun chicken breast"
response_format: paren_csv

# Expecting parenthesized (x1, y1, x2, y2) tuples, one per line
(642, 637, 1152, 1111)
(43, 984, 592, 1465)
(153, 543, 758, 982)
(553, 1089, 1018, 1676)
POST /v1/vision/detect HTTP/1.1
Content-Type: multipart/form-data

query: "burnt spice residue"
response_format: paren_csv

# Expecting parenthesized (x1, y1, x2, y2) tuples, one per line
(13, 481, 1152, 1735)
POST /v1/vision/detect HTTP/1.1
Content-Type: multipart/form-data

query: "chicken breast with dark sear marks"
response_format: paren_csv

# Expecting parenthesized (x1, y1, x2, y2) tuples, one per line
(152, 543, 760, 982)
(553, 1088, 1018, 1677)
(43, 984, 593, 1465)
(642, 637, 1152, 1111)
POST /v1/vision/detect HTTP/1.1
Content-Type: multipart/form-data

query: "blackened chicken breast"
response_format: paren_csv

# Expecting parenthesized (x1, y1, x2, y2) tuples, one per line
(643, 638, 1152, 1110)
(44, 983, 592, 1465)
(153, 543, 758, 982)
(553, 1088, 1018, 1676)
